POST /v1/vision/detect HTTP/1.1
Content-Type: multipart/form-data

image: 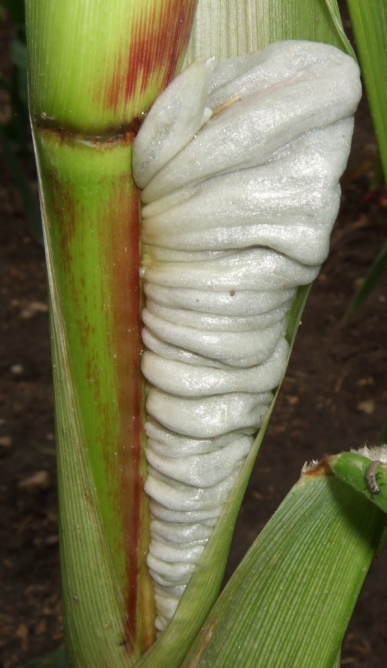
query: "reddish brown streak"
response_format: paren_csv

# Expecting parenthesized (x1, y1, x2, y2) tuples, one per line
(103, 0, 197, 113)
(103, 179, 143, 650)
(46, 169, 79, 274)
(48, 157, 145, 649)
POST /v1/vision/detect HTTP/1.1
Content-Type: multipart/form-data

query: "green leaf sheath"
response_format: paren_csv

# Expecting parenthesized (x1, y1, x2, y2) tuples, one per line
(26, 0, 197, 663)
(181, 467, 385, 668)
(184, 0, 353, 63)
(37, 134, 152, 663)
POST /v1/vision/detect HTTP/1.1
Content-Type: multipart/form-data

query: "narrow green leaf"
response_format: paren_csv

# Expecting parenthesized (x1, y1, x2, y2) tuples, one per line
(343, 238, 387, 321)
(180, 465, 385, 668)
(346, 0, 387, 181)
(286, 284, 311, 343)
(344, 2, 387, 318)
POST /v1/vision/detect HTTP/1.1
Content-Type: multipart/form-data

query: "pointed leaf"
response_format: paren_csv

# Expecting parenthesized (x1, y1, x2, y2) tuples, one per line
(180, 462, 385, 668)
(346, 0, 387, 181)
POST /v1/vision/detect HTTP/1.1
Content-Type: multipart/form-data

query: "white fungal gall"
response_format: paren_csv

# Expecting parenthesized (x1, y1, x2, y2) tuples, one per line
(132, 40, 361, 632)
(137, 42, 360, 203)
(353, 445, 387, 464)
(144, 283, 296, 316)
(132, 57, 216, 189)
(141, 339, 288, 396)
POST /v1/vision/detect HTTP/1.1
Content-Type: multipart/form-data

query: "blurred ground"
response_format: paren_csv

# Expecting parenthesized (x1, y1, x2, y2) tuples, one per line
(1, 10, 387, 668)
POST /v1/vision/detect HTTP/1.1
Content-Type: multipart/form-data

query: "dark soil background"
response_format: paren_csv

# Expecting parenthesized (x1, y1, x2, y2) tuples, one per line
(1, 9, 387, 668)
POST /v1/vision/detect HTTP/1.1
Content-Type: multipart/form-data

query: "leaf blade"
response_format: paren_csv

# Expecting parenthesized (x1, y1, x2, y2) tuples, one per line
(180, 466, 385, 668)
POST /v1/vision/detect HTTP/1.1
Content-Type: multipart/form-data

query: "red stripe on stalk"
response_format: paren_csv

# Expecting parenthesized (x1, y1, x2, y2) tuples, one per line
(103, 0, 197, 112)
(102, 176, 153, 651)
(43, 136, 155, 652)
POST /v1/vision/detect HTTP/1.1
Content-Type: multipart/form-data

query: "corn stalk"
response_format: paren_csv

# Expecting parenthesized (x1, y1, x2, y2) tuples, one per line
(26, 1, 197, 664)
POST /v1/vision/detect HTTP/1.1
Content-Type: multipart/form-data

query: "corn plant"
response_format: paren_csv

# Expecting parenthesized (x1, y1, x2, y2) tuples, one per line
(25, 1, 387, 667)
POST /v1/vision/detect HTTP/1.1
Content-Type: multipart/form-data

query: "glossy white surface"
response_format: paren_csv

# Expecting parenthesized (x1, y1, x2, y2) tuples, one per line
(132, 40, 360, 631)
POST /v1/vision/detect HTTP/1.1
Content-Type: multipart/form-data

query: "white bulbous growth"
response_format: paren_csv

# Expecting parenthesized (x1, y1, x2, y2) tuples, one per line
(132, 40, 361, 632)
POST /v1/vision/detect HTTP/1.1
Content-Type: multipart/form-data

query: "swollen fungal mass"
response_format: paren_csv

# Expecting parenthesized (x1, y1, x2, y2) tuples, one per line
(132, 40, 361, 632)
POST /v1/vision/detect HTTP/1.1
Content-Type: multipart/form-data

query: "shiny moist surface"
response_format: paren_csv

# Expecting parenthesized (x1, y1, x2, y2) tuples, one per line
(132, 40, 361, 632)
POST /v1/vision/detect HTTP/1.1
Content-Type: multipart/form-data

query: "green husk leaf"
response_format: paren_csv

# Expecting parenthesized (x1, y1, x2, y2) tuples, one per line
(180, 463, 385, 668)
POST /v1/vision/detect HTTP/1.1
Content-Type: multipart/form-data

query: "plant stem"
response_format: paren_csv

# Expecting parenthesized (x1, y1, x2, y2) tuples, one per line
(26, 1, 197, 663)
